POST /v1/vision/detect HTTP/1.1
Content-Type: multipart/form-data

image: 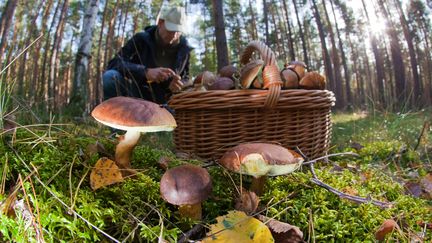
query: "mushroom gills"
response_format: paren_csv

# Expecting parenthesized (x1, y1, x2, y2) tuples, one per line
(240, 153, 302, 177)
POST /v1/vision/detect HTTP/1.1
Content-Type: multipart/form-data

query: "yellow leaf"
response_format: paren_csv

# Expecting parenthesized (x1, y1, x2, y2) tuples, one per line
(90, 157, 123, 190)
(203, 210, 274, 243)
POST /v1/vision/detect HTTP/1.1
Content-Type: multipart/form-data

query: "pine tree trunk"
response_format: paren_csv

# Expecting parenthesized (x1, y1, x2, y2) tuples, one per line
(0, 0, 19, 63)
(95, 0, 110, 105)
(292, 0, 309, 67)
(49, 0, 69, 111)
(282, 0, 295, 61)
(322, 0, 344, 109)
(394, 0, 421, 106)
(377, 0, 407, 108)
(361, 0, 386, 108)
(330, 0, 352, 108)
(212, 0, 229, 71)
(311, 0, 334, 99)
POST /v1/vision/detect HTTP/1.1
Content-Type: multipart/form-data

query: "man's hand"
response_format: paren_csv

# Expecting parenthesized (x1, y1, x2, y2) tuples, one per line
(168, 75, 183, 93)
(145, 67, 176, 83)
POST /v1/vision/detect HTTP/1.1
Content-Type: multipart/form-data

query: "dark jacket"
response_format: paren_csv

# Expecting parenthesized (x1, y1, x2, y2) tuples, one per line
(107, 25, 192, 104)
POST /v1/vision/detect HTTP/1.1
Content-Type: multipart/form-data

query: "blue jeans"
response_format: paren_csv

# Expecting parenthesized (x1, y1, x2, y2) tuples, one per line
(103, 70, 146, 100)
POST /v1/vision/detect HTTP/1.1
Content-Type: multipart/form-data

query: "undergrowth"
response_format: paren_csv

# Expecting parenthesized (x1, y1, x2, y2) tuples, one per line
(0, 109, 431, 242)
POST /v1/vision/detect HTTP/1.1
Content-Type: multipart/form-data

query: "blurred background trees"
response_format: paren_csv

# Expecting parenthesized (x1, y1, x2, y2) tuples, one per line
(0, 0, 431, 115)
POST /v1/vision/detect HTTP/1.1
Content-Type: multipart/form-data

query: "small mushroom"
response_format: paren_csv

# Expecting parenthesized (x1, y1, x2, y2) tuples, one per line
(281, 61, 307, 89)
(240, 59, 264, 89)
(207, 77, 234, 90)
(287, 61, 307, 78)
(201, 71, 217, 90)
(91, 97, 176, 176)
(219, 143, 303, 196)
(160, 164, 212, 220)
(299, 71, 326, 90)
(218, 64, 238, 81)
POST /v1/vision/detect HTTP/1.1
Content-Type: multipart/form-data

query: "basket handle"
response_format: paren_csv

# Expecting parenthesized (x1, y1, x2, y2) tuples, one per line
(240, 41, 282, 108)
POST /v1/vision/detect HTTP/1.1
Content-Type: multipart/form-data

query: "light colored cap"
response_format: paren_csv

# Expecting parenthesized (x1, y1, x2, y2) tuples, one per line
(91, 96, 177, 132)
(160, 164, 212, 205)
(219, 143, 304, 177)
(159, 6, 186, 33)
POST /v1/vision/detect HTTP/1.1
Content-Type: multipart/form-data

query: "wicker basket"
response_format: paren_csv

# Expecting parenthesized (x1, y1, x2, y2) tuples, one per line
(169, 41, 335, 160)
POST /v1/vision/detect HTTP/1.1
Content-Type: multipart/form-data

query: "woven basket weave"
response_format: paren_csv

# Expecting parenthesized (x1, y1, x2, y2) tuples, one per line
(169, 41, 335, 160)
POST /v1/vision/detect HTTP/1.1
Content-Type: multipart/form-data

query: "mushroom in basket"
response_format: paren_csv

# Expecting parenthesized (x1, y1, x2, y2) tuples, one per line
(299, 71, 326, 90)
(280, 60, 307, 89)
(239, 59, 265, 89)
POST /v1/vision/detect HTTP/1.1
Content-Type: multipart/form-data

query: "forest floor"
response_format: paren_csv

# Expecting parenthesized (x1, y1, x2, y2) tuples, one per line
(0, 109, 431, 242)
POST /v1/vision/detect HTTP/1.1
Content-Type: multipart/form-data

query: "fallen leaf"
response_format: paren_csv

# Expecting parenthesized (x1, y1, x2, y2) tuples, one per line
(90, 157, 123, 190)
(235, 188, 260, 214)
(342, 186, 358, 196)
(420, 173, 432, 198)
(375, 219, 399, 241)
(404, 181, 423, 198)
(257, 215, 304, 243)
(202, 210, 273, 243)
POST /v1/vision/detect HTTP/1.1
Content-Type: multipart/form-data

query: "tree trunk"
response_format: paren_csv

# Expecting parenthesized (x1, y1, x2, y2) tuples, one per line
(248, 0, 258, 40)
(394, 0, 421, 106)
(311, 0, 334, 97)
(49, 0, 69, 111)
(211, 0, 229, 71)
(0, 0, 19, 63)
(95, 0, 110, 105)
(322, 0, 344, 109)
(292, 0, 309, 67)
(361, 0, 386, 108)
(103, 1, 120, 69)
(330, 0, 352, 108)
(378, 0, 407, 108)
(282, 0, 295, 61)
(72, 0, 99, 114)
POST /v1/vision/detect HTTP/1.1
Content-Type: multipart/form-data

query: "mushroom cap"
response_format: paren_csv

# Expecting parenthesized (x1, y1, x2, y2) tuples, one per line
(240, 59, 264, 89)
(91, 96, 177, 132)
(218, 65, 238, 79)
(207, 77, 234, 90)
(299, 71, 326, 90)
(219, 143, 304, 177)
(160, 164, 212, 205)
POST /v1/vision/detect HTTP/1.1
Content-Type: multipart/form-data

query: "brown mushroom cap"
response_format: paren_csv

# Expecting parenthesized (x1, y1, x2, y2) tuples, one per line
(218, 65, 238, 80)
(219, 143, 304, 177)
(240, 59, 264, 89)
(91, 96, 176, 132)
(207, 77, 234, 90)
(160, 164, 212, 205)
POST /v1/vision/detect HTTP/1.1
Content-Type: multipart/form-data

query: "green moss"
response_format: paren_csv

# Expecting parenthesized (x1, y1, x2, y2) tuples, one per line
(1, 112, 431, 242)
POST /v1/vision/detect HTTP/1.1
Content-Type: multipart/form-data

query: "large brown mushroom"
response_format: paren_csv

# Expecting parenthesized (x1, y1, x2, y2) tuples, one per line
(91, 96, 176, 175)
(160, 164, 212, 220)
(219, 143, 303, 195)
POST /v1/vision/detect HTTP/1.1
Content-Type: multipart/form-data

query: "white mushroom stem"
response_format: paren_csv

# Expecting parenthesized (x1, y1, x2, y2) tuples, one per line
(115, 130, 141, 169)
(178, 203, 202, 220)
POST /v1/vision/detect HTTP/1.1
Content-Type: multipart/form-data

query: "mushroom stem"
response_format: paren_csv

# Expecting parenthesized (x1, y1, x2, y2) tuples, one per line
(250, 176, 267, 196)
(115, 130, 141, 170)
(178, 203, 202, 220)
